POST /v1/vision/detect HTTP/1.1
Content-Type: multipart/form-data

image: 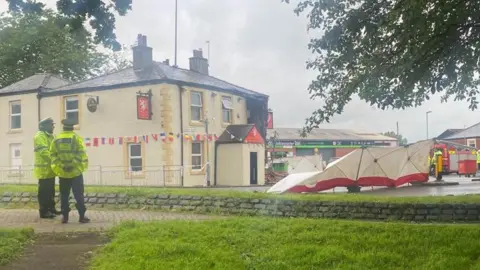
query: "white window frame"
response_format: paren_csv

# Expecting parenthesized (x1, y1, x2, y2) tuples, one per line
(221, 96, 233, 124)
(190, 91, 203, 122)
(128, 143, 143, 173)
(9, 143, 22, 170)
(467, 139, 476, 148)
(9, 100, 21, 130)
(64, 96, 79, 125)
(191, 142, 203, 171)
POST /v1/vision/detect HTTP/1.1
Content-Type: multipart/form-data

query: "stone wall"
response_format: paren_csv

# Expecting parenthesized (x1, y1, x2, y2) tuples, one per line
(2, 192, 480, 223)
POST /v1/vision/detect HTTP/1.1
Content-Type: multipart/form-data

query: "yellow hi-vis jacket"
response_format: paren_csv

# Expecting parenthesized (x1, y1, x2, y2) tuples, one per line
(477, 151, 480, 164)
(33, 131, 56, 179)
(431, 150, 443, 165)
(50, 131, 88, 178)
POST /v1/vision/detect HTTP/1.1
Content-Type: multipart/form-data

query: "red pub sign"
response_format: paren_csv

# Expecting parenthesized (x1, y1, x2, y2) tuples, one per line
(136, 90, 153, 120)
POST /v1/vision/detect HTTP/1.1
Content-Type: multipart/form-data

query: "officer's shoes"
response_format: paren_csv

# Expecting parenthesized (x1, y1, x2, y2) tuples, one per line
(39, 211, 56, 219)
(79, 217, 90, 223)
(51, 209, 62, 215)
(61, 216, 69, 224)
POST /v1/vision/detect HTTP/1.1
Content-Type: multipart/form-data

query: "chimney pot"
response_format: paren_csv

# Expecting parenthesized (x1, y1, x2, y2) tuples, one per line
(189, 49, 209, 75)
(133, 34, 153, 72)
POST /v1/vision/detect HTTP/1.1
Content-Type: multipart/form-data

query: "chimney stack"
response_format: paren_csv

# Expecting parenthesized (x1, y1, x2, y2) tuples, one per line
(189, 49, 209, 75)
(132, 34, 153, 72)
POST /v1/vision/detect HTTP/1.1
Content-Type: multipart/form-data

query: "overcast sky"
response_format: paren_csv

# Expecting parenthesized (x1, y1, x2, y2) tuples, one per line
(1, 0, 479, 142)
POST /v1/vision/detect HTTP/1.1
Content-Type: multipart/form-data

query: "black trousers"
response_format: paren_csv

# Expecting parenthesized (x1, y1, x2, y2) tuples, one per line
(38, 178, 56, 214)
(59, 174, 86, 218)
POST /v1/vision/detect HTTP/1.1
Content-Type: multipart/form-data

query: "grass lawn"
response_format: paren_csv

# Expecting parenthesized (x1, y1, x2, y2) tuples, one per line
(0, 228, 34, 266)
(91, 218, 480, 270)
(2, 184, 480, 204)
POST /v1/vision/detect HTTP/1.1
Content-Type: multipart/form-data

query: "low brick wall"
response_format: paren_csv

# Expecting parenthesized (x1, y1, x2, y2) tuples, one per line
(2, 192, 480, 223)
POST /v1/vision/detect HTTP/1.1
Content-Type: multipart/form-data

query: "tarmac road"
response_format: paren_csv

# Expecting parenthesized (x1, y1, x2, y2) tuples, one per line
(209, 175, 480, 197)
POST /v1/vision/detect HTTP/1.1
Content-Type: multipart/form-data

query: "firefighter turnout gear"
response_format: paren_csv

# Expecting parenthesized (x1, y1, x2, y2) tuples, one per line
(50, 119, 90, 223)
(34, 117, 59, 218)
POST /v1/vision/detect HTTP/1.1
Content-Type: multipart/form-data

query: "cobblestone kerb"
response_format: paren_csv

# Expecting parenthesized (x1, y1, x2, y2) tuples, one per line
(2, 192, 480, 223)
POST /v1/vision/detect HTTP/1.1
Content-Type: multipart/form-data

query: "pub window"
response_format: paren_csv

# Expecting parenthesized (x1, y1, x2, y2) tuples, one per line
(190, 91, 203, 121)
(64, 96, 79, 125)
(221, 96, 233, 123)
(191, 142, 203, 170)
(9, 101, 21, 130)
(128, 143, 143, 172)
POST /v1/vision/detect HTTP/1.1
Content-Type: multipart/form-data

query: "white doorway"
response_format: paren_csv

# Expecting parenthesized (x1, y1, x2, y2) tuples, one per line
(10, 143, 22, 170)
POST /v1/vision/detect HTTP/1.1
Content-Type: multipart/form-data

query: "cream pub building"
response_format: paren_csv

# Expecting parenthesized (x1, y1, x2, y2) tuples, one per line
(0, 34, 268, 187)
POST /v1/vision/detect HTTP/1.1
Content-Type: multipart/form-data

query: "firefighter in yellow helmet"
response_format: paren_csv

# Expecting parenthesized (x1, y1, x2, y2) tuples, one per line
(34, 117, 60, 219)
(50, 119, 90, 224)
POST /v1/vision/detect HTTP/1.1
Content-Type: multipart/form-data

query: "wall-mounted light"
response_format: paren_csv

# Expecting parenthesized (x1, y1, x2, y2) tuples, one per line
(237, 97, 242, 102)
(211, 92, 217, 97)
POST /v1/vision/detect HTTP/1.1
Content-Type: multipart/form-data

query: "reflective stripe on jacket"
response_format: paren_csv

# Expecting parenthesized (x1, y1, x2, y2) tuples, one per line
(33, 131, 56, 179)
(50, 131, 89, 178)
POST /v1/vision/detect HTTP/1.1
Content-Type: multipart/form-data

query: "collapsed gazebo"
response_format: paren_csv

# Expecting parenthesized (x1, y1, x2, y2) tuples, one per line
(268, 140, 433, 193)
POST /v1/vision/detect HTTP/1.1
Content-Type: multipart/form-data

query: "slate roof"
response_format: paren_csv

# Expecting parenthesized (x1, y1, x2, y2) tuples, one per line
(0, 73, 71, 95)
(445, 123, 480, 140)
(46, 62, 267, 99)
(267, 128, 397, 141)
(217, 124, 256, 143)
(436, 129, 464, 140)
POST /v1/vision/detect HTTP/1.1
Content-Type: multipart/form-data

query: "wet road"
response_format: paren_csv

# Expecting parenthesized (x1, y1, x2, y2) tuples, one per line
(209, 175, 480, 197)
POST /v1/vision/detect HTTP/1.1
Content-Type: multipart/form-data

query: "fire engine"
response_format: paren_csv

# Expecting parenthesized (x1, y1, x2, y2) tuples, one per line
(432, 142, 477, 175)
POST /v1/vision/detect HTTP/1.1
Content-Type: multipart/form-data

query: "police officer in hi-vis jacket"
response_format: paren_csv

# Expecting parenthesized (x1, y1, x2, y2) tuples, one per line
(34, 117, 61, 219)
(50, 119, 90, 224)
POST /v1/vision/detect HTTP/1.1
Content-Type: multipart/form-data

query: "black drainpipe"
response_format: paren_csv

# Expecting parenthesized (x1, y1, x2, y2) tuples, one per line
(178, 84, 185, 186)
(36, 87, 42, 122)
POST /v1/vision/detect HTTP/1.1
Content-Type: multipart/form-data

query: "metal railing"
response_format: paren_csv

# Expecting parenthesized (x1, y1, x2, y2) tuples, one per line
(0, 165, 183, 187)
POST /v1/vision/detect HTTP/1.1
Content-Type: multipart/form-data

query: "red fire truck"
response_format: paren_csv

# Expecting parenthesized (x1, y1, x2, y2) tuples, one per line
(432, 142, 477, 175)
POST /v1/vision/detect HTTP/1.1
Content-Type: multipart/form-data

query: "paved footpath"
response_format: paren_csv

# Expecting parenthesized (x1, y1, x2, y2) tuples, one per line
(0, 209, 214, 233)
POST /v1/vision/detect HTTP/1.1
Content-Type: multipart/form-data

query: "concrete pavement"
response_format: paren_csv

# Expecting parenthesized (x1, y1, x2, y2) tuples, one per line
(0, 209, 214, 233)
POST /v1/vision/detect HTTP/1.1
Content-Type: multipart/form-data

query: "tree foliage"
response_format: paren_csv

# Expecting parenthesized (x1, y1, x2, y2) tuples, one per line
(284, 0, 480, 135)
(0, 10, 112, 88)
(382, 131, 408, 146)
(99, 45, 132, 74)
(6, 0, 132, 50)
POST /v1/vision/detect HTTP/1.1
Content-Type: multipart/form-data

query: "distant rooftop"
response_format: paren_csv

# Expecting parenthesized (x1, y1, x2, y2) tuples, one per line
(436, 129, 464, 140)
(0, 73, 71, 95)
(267, 128, 397, 141)
(445, 123, 480, 140)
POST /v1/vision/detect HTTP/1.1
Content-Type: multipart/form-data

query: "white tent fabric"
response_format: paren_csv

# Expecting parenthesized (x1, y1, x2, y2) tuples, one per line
(267, 140, 433, 194)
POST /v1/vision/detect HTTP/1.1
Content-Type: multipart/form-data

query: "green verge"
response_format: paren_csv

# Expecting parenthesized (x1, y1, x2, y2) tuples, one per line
(0, 228, 34, 266)
(1, 184, 480, 204)
(90, 218, 480, 270)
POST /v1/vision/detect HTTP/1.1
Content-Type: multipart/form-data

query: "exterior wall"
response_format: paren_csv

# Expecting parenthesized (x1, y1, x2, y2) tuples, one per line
(446, 138, 480, 149)
(335, 148, 356, 157)
(0, 93, 38, 182)
(216, 144, 244, 186)
(216, 143, 265, 186)
(180, 86, 248, 186)
(0, 83, 250, 187)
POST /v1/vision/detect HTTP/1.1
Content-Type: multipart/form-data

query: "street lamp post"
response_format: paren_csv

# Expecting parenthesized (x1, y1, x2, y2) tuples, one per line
(426, 111, 432, 139)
